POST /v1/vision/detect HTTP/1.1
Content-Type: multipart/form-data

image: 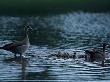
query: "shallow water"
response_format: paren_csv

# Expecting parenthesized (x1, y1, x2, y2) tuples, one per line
(0, 12, 110, 81)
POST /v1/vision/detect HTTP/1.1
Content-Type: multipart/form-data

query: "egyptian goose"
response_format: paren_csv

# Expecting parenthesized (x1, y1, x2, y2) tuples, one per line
(0, 25, 32, 57)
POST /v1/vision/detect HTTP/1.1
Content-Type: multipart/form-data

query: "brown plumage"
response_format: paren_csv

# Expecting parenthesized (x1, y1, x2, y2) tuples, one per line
(85, 43, 106, 66)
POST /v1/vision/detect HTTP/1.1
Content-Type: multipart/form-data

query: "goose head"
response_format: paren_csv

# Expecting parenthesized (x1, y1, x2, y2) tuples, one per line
(24, 25, 33, 33)
(23, 25, 33, 40)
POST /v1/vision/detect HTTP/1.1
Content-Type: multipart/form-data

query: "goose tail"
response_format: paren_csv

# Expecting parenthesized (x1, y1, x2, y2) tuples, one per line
(0, 47, 3, 49)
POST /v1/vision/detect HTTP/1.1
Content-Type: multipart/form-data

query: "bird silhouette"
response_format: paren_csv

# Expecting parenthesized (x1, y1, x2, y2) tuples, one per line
(85, 43, 106, 66)
(0, 25, 32, 58)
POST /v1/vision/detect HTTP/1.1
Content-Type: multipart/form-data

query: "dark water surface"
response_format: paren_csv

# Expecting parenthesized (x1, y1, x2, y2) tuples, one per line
(0, 12, 110, 81)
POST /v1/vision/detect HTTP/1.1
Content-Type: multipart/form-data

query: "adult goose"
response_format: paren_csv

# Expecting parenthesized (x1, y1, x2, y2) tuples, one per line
(85, 43, 106, 66)
(0, 25, 32, 57)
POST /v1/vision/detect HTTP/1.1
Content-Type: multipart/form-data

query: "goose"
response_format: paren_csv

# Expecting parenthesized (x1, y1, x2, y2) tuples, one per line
(0, 25, 32, 57)
(85, 43, 106, 66)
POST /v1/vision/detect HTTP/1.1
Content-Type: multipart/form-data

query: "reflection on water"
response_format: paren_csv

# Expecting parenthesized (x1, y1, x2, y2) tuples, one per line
(0, 12, 110, 81)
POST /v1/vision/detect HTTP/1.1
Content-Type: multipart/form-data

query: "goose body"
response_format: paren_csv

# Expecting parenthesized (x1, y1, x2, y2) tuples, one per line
(85, 43, 106, 66)
(0, 25, 31, 57)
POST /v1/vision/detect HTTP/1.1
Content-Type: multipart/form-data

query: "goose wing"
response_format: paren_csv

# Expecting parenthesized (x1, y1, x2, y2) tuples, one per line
(3, 41, 24, 50)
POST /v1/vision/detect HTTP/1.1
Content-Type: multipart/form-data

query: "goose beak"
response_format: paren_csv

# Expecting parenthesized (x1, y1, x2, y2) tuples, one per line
(28, 26, 33, 30)
(26, 25, 33, 31)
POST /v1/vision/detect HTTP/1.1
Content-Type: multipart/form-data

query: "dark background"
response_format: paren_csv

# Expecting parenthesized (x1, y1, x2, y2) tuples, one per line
(0, 0, 110, 16)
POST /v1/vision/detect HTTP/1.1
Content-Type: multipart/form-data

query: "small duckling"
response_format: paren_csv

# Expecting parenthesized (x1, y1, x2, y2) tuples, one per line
(49, 51, 76, 59)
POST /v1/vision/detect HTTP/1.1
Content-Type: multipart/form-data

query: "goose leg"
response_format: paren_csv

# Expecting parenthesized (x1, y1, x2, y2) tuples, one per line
(101, 54, 105, 67)
(20, 54, 23, 60)
(14, 54, 17, 58)
(101, 60, 104, 67)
